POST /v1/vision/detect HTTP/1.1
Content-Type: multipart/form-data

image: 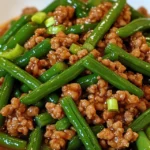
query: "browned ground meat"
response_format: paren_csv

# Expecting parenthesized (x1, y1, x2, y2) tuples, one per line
(130, 32, 150, 61)
(138, 6, 150, 17)
(76, 2, 112, 24)
(0, 98, 39, 136)
(22, 7, 38, 15)
(24, 28, 48, 50)
(44, 125, 75, 150)
(48, 6, 75, 27)
(45, 102, 64, 119)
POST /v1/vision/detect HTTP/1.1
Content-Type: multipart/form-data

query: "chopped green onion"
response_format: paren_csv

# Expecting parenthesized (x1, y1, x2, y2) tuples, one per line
(47, 25, 65, 34)
(31, 12, 47, 24)
(70, 44, 82, 54)
(0, 44, 25, 60)
(45, 17, 56, 27)
(107, 98, 119, 111)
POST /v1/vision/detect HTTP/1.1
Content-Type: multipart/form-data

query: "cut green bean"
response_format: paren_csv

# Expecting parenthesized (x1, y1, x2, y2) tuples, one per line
(129, 109, 150, 132)
(136, 131, 150, 150)
(0, 15, 31, 47)
(14, 39, 51, 68)
(83, 55, 143, 97)
(0, 44, 25, 60)
(47, 25, 65, 34)
(2, 23, 38, 51)
(69, 43, 82, 54)
(146, 126, 150, 140)
(87, 0, 102, 8)
(76, 73, 98, 89)
(0, 132, 27, 150)
(0, 57, 41, 90)
(83, 0, 126, 51)
(65, 23, 98, 34)
(0, 74, 14, 126)
(107, 98, 119, 111)
(35, 112, 56, 128)
(13, 88, 22, 98)
(31, 12, 47, 24)
(55, 117, 71, 130)
(20, 55, 86, 105)
(27, 127, 42, 150)
(0, 68, 7, 77)
(45, 17, 56, 28)
(46, 92, 60, 104)
(61, 96, 101, 150)
(117, 18, 150, 38)
(105, 43, 150, 77)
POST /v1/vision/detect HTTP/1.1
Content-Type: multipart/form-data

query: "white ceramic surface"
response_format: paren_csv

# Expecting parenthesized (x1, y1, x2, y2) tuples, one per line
(0, 0, 149, 23)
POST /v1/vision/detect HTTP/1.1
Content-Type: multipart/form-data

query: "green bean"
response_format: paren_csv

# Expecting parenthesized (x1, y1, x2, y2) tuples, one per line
(0, 15, 31, 47)
(46, 92, 60, 104)
(83, 0, 126, 51)
(0, 57, 41, 90)
(0, 132, 27, 150)
(20, 55, 86, 105)
(61, 96, 101, 150)
(13, 88, 22, 98)
(21, 62, 67, 93)
(117, 18, 150, 38)
(65, 23, 98, 34)
(146, 126, 150, 140)
(105, 43, 150, 77)
(42, 0, 89, 18)
(129, 109, 150, 132)
(55, 117, 71, 130)
(0, 74, 14, 126)
(87, 0, 102, 8)
(14, 39, 51, 68)
(27, 127, 42, 150)
(136, 131, 150, 150)
(2, 23, 38, 51)
(35, 112, 56, 128)
(67, 125, 104, 150)
(83, 55, 143, 97)
(76, 73, 98, 89)
(0, 68, 7, 77)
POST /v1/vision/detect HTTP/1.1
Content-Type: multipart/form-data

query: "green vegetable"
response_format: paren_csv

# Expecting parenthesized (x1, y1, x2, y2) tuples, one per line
(45, 17, 56, 27)
(65, 23, 98, 34)
(0, 57, 41, 90)
(105, 43, 150, 77)
(117, 18, 150, 38)
(61, 96, 102, 150)
(0, 68, 7, 77)
(107, 98, 119, 111)
(83, 0, 126, 51)
(46, 92, 60, 104)
(0, 15, 31, 47)
(146, 126, 150, 140)
(13, 88, 21, 98)
(35, 112, 56, 128)
(27, 127, 42, 150)
(55, 117, 71, 130)
(0, 44, 25, 60)
(0, 132, 27, 150)
(87, 0, 102, 8)
(0, 74, 14, 126)
(14, 38, 51, 68)
(41, 144, 52, 150)
(47, 25, 65, 34)
(83, 55, 143, 98)
(20, 55, 86, 105)
(76, 73, 98, 89)
(2, 23, 37, 51)
(42, 0, 89, 18)
(136, 131, 150, 150)
(70, 43, 82, 54)
(129, 109, 150, 132)
(31, 12, 47, 24)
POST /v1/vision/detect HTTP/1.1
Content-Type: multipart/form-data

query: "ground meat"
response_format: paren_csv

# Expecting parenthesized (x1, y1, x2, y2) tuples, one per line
(130, 32, 150, 61)
(138, 7, 150, 17)
(76, 2, 112, 24)
(61, 83, 82, 102)
(0, 98, 38, 136)
(69, 54, 79, 65)
(24, 28, 47, 50)
(44, 125, 75, 150)
(26, 57, 49, 77)
(48, 6, 75, 27)
(97, 121, 138, 149)
(51, 31, 79, 50)
(0, 21, 10, 36)
(114, 5, 131, 28)
(45, 102, 64, 119)
(22, 7, 38, 15)
(143, 85, 150, 100)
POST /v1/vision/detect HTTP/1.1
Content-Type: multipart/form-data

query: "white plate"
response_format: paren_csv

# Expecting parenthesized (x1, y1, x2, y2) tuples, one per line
(0, 0, 149, 23)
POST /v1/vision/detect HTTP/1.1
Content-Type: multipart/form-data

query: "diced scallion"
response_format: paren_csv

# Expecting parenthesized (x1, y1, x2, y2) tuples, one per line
(31, 12, 47, 24)
(107, 98, 119, 111)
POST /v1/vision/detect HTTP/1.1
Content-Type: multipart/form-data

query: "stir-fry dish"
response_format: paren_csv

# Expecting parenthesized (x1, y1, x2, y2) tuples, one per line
(0, 0, 150, 149)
